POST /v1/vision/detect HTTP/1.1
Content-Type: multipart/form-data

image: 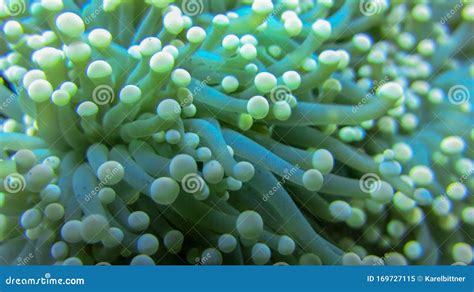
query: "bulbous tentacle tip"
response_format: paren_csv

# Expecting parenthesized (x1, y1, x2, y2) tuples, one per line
(0, 0, 471, 266)
(236, 210, 263, 240)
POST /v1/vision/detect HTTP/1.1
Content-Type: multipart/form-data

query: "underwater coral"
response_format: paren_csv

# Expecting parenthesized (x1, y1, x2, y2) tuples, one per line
(0, 0, 473, 266)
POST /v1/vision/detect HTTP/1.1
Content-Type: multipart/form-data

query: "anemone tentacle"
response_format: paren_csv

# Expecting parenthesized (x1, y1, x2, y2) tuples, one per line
(0, 0, 472, 266)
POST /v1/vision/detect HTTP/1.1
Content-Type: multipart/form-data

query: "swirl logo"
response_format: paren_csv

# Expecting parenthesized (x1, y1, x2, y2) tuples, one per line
(181, 0, 204, 17)
(269, 85, 292, 103)
(359, 0, 383, 16)
(92, 85, 115, 105)
(447, 85, 470, 105)
(3, 0, 26, 16)
(359, 173, 381, 193)
(3, 173, 26, 193)
(181, 173, 205, 193)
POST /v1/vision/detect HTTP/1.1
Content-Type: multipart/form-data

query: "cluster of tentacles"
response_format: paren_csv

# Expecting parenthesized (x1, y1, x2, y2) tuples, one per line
(0, 0, 472, 265)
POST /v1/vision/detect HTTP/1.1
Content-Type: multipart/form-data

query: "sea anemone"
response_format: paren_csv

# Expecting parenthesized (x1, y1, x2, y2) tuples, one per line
(0, 0, 472, 266)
